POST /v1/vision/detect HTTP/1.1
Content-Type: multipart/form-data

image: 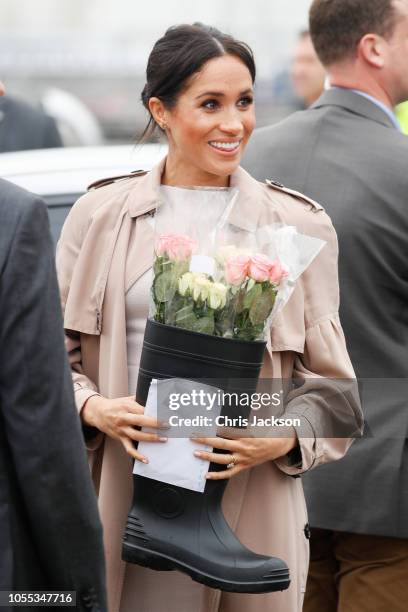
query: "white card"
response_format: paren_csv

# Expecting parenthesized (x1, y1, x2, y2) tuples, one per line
(189, 254, 216, 276)
(133, 379, 214, 492)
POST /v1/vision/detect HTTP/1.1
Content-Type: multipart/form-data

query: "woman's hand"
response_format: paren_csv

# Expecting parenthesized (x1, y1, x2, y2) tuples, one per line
(192, 430, 298, 480)
(82, 395, 168, 462)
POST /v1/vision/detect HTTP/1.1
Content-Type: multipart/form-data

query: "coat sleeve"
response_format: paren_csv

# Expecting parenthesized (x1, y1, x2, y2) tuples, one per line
(275, 315, 363, 476)
(56, 192, 107, 451)
(271, 202, 363, 476)
(0, 193, 107, 607)
(56, 193, 101, 415)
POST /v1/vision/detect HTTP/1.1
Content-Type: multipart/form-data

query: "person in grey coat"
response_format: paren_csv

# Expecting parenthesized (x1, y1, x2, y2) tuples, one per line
(0, 80, 106, 611)
(244, 1, 408, 610)
(0, 87, 62, 152)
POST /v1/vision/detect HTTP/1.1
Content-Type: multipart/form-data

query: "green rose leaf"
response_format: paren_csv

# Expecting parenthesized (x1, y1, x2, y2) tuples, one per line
(192, 314, 215, 335)
(175, 305, 215, 335)
(249, 287, 276, 325)
(153, 256, 164, 276)
(235, 288, 248, 314)
(175, 305, 196, 330)
(164, 293, 186, 325)
(154, 270, 177, 303)
(243, 282, 262, 310)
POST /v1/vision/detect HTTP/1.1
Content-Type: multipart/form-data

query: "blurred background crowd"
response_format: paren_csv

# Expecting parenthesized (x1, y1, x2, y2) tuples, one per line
(0, 0, 325, 150)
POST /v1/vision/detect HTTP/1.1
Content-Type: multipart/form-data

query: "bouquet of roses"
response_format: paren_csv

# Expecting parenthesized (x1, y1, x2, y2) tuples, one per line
(151, 235, 288, 341)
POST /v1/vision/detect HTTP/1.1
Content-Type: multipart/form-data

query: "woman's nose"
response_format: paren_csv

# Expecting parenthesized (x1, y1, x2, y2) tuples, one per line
(218, 110, 243, 134)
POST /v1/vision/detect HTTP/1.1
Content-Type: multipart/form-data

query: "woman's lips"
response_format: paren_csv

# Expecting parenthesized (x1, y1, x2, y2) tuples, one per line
(208, 140, 242, 154)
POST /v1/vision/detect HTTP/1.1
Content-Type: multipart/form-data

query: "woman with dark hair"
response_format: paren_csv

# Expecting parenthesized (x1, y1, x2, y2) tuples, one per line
(56, 23, 360, 612)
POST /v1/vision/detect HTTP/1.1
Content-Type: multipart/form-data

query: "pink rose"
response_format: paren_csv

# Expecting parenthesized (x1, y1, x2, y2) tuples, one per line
(155, 233, 198, 261)
(269, 259, 288, 284)
(225, 254, 250, 285)
(248, 254, 274, 282)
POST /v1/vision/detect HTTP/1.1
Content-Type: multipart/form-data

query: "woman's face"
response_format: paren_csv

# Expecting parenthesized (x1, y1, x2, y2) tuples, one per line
(157, 54, 255, 186)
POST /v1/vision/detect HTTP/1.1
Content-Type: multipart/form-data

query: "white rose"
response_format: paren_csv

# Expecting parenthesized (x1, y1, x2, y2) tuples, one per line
(192, 275, 211, 301)
(178, 272, 195, 296)
(208, 282, 228, 310)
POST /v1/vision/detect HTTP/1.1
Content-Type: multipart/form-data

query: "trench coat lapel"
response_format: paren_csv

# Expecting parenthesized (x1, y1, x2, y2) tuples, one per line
(125, 215, 155, 292)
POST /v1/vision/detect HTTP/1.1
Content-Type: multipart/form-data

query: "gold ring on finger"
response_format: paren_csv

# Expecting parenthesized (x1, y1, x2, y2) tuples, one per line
(226, 453, 236, 469)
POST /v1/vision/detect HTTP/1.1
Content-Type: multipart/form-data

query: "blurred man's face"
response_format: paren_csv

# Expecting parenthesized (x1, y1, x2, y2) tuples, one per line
(384, 0, 408, 103)
(291, 34, 326, 107)
(0, 81, 5, 96)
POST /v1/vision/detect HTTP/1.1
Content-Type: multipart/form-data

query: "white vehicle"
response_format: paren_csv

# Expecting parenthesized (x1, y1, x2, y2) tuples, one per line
(1, 143, 167, 242)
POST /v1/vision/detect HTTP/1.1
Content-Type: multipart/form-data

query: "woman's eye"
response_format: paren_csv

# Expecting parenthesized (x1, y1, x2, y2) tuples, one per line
(201, 96, 253, 111)
(202, 99, 219, 110)
(237, 96, 254, 108)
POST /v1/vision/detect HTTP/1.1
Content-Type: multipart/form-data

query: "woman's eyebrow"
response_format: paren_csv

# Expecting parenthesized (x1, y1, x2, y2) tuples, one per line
(195, 88, 253, 100)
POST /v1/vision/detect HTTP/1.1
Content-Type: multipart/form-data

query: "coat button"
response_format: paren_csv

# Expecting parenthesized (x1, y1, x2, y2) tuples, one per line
(268, 179, 285, 188)
(304, 523, 311, 539)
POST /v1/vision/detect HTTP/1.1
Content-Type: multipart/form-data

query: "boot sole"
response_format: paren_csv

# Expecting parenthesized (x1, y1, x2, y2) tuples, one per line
(122, 541, 290, 593)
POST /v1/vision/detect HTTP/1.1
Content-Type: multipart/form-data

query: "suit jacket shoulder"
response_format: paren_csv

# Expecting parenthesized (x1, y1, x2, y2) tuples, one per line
(0, 179, 48, 275)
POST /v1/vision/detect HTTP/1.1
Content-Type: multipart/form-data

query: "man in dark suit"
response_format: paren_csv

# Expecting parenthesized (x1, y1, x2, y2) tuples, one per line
(0, 82, 62, 152)
(0, 80, 106, 611)
(244, 1, 408, 610)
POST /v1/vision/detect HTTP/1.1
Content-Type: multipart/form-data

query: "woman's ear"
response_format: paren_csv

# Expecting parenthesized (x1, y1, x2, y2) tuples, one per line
(148, 97, 168, 130)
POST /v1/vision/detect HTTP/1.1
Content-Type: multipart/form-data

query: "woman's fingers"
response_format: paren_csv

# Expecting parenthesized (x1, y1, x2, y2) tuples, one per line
(124, 399, 144, 414)
(192, 439, 243, 480)
(192, 436, 239, 452)
(125, 413, 168, 430)
(206, 466, 241, 480)
(123, 427, 167, 443)
(193, 446, 243, 479)
(193, 449, 236, 465)
(121, 399, 168, 429)
(120, 437, 148, 463)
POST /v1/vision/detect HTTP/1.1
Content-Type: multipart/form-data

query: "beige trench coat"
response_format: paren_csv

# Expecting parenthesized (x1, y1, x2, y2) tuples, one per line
(56, 158, 361, 612)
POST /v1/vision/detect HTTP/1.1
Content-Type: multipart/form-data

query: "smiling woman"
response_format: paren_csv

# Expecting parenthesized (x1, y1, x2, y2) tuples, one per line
(55, 21, 360, 612)
(142, 23, 256, 186)
(151, 54, 255, 186)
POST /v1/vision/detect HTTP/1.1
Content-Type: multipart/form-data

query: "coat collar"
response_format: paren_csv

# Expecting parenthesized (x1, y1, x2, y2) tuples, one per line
(311, 88, 396, 129)
(127, 156, 265, 233)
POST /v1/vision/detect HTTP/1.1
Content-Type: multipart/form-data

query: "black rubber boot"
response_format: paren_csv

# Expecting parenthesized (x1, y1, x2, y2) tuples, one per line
(122, 320, 290, 593)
